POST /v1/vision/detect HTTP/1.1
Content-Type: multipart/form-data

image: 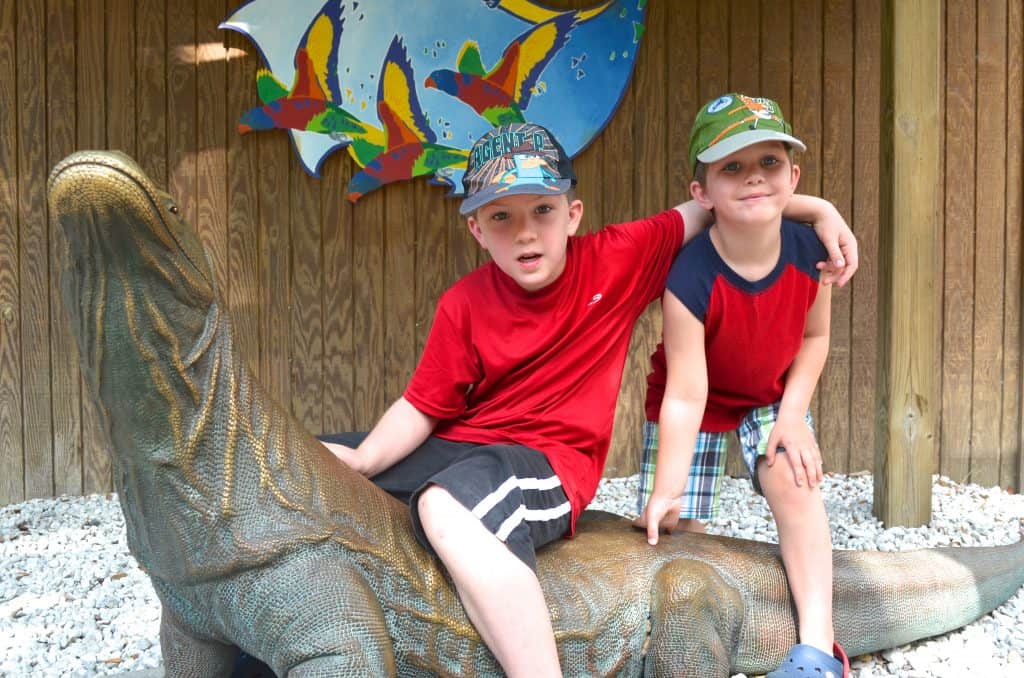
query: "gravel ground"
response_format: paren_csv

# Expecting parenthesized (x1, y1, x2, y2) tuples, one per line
(1, 473, 1022, 677)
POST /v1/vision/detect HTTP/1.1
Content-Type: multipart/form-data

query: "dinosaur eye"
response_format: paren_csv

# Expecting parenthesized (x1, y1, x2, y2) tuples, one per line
(168, 203, 179, 215)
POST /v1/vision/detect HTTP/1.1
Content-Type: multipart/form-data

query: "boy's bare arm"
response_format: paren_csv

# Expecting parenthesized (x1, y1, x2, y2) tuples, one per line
(324, 396, 438, 476)
(673, 195, 859, 286)
(782, 195, 859, 287)
(637, 292, 707, 545)
(764, 282, 833, 487)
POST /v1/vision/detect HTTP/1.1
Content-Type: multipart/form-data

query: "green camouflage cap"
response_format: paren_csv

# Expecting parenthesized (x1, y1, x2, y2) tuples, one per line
(688, 93, 806, 173)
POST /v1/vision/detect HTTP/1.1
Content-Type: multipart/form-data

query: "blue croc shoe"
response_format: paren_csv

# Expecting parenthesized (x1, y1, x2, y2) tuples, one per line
(766, 642, 850, 678)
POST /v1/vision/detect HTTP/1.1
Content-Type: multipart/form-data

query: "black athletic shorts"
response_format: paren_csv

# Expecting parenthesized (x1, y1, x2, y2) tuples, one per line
(318, 432, 571, 570)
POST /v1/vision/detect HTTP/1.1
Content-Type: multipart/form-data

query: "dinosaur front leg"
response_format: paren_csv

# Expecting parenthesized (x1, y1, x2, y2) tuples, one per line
(645, 559, 744, 678)
(160, 606, 239, 678)
(219, 554, 397, 677)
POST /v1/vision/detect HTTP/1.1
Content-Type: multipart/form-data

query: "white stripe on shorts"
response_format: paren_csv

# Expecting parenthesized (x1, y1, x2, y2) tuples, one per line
(494, 501, 572, 542)
(471, 474, 563, 519)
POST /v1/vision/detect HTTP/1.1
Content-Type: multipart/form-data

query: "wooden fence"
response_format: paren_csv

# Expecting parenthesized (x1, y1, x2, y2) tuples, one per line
(0, 0, 1021, 503)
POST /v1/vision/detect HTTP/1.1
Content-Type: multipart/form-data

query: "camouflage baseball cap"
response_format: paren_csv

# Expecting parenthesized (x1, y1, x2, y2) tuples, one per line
(688, 93, 806, 173)
(459, 123, 577, 215)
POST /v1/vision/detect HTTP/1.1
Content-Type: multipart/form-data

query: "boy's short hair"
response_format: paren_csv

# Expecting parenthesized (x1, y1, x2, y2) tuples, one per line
(688, 93, 805, 174)
(459, 123, 577, 215)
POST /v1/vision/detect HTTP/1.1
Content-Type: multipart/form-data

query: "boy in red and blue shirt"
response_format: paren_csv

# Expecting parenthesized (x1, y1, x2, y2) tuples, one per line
(637, 94, 850, 678)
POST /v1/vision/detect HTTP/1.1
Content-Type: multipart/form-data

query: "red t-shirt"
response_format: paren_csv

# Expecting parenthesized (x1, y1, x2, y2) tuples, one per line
(645, 219, 826, 431)
(405, 209, 685, 532)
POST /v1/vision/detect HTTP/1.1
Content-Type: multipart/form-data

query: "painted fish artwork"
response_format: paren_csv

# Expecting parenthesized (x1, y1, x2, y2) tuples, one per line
(221, 0, 648, 201)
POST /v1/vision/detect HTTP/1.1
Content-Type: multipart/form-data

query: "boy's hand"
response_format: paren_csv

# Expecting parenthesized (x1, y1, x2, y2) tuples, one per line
(632, 495, 682, 545)
(813, 223, 859, 287)
(322, 441, 368, 475)
(764, 415, 824, 488)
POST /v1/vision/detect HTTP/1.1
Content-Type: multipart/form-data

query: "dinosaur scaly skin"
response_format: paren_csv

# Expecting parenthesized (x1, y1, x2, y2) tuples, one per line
(48, 151, 1024, 677)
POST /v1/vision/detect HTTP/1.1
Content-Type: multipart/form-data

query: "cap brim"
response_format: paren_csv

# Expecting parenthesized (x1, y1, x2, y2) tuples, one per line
(696, 129, 807, 166)
(459, 178, 573, 215)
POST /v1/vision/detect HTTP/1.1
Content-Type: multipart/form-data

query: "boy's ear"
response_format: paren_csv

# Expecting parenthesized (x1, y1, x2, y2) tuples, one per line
(790, 163, 801, 192)
(566, 198, 584, 236)
(466, 216, 488, 250)
(690, 180, 714, 210)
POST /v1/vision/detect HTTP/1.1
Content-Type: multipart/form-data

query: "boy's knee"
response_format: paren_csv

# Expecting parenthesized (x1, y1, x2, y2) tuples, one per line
(416, 484, 458, 538)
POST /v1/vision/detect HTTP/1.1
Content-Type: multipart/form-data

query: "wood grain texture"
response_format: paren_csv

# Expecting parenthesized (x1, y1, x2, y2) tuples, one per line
(849, 0, 882, 474)
(352, 189, 385, 428)
(971, 0, 1007, 488)
(383, 185, 417, 409)
(47, 0, 83, 498)
(76, 0, 111, 495)
(0, 0, 23, 504)
(18, 0, 54, 500)
(875, 0, 942, 526)
(321, 157, 355, 434)
(819, 0, 854, 474)
(1003, 0, 1023, 492)
(225, 29, 261, 376)
(257, 132, 291, 404)
(288, 158, 324, 433)
(941, 0, 976, 483)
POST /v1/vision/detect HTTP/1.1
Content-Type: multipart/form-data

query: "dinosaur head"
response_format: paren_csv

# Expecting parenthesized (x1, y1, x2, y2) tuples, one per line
(48, 151, 216, 458)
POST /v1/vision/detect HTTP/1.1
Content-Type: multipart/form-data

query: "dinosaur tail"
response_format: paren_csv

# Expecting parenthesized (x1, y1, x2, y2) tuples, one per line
(832, 527, 1024, 657)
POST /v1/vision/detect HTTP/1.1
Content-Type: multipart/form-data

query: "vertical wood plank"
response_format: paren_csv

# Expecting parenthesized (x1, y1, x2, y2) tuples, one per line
(730, 0, 760, 94)
(384, 188, 417, 408)
(874, 0, 942, 526)
(106, 0, 136, 155)
(225, 27, 261, 375)
(0, 0, 23, 504)
(48, 0, 83, 498)
(1002, 0, 1023, 491)
(289, 159, 324, 432)
(818, 0, 854, 474)
(136, 0, 168, 188)
(167, 0, 197, 242)
(849, 0, 882, 473)
(940, 0, 976, 483)
(18, 0, 54, 499)
(608, 0, 666, 477)
(971, 0, 1007, 488)
(77, 0, 110, 495)
(413, 184, 447, 361)
(257, 133, 291, 406)
(791, 0, 823, 425)
(760, 0, 792, 110)
(698, 1, 730, 101)
(667, 1, 700, 200)
(353, 189, 385, 428)
(321, 158, 354, 434)
(196, 0, 229, 295)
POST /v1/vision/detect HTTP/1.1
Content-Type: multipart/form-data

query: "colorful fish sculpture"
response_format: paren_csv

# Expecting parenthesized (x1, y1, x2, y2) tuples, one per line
(222, 0, 647, 200)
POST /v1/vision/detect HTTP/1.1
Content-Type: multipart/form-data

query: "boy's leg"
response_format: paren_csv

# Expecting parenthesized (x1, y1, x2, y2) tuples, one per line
(418, 485, 561, 677)
(741, 406, 834, 655)
(412, 445, 570, 677)
(636, 420, 726, 532)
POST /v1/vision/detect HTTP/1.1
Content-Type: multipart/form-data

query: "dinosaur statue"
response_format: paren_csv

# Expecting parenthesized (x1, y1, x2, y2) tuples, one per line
(48, 150, 1024, 677)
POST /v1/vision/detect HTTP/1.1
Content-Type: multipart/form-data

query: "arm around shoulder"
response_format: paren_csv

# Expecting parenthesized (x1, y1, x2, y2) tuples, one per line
(782, 195, 859, 286)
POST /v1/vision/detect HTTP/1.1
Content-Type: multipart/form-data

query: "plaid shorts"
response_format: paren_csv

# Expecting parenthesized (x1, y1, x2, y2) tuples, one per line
(637, 402, 815, 520)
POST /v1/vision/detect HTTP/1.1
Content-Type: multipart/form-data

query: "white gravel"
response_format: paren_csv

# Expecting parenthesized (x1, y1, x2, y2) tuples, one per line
(2, 473, 1022, 677)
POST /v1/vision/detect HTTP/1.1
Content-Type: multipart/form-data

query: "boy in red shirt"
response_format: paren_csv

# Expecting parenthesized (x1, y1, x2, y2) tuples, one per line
(321, 122, 857, 676)
(637, 94, 849, 678)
